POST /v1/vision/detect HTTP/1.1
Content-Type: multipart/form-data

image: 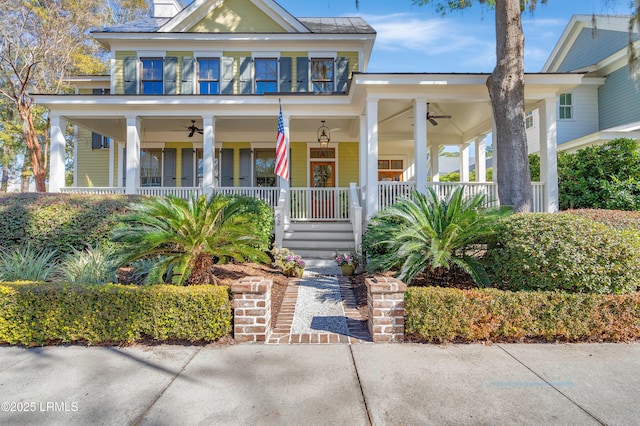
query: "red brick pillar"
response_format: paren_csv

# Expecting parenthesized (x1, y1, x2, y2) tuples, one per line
(231, 276, 272, 343)
(366, 277, 407, 342)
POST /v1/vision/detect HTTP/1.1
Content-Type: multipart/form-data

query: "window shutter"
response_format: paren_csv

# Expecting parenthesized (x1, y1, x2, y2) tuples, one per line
(336, 57, 349, 93)
(91, 132, 103, 149)
(163, 148, 177, 187)
(124, 57, 137, 94)
(181, 148, 194, 187)
(163, 57, 177, 95)
(181, 57, 195, 95)
(221, 57, 235, 94)
(279, 57, 292, 92)
(296, 57, 309, 92)
(239, 57, 253, 94)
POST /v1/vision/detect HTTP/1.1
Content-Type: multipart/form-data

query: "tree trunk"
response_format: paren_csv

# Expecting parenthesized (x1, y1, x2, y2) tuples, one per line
(1, 145, 9, 192)
(486, 0, 532, 212)
(18, 105, 47, 192)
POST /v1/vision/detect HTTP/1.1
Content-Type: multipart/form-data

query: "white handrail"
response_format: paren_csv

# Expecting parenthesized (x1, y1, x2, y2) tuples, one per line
(211, 187, 279, 208)
(137, 187, 203, 198)
(60, 187, 126, 195)
(274, 188, 287, 249)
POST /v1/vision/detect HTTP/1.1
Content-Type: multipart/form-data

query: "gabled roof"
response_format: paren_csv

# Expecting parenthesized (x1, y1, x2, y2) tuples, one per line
(542, 14, 638, 73)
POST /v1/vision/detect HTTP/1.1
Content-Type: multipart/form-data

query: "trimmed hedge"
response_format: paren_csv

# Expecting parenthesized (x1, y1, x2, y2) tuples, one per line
(486, 213, 640, 294)
(405, 287, 640, 343)
(0, 193, 142, 256)
(562, 209, 640, 232)
(0, 283, 232, 346)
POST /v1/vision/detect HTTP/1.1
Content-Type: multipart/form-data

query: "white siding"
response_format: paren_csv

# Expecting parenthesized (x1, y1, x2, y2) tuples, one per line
(557, 85, 599, 146)
(525, 109, 541, 154)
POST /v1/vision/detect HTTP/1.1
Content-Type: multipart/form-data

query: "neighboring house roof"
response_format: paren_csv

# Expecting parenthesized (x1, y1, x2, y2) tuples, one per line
(542, 14, 638, 73)
(100, 17, 172, 33)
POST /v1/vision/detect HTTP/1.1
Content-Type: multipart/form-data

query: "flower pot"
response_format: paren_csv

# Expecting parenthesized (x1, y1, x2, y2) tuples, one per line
(295, 268, 305, 278)
(283, 267, 304, 278)
(340, 264, 355, 276)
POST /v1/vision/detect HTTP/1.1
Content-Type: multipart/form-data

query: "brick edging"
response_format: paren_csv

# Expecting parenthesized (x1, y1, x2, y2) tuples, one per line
(366, 276, 407, 342)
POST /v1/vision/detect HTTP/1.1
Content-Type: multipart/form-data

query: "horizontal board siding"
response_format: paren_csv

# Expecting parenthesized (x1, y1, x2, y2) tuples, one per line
(76, 128, 109, 187)
(114, 51, 136, 95)
(598, 66, 640, 130)
(290, 142, 307, 187)
(557, 85, 599, 145)
(337, 51, 359, 75)
(558, 28, 631, 72)
(338, 142, 359, 186)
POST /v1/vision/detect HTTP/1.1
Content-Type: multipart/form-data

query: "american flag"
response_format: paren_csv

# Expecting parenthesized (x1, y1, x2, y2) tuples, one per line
(275, 105, 289, 180)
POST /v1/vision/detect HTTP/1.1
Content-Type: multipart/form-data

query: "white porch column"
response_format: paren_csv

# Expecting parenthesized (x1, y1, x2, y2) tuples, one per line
(108, 138, 115, 187)
(365, 98, 379, 219)
(359, 114, 367, 206)
(414, 100, 428, 193)
(202, 117, 215, 196)
(429, 144, 440, 182)
(49, 115, 67, 192)
(125, 117, 141, 195)
(278, 112, 290, 190)
(117, 142, 125, 187)
(460, 142, 470, 182)
(72, 125, 79, 187)
(539, 97, 559, 213)
(475, 135, 487, 182)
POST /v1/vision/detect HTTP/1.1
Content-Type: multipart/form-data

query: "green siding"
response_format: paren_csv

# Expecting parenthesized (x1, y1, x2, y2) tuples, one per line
(290, 142, 307, 187)
(338, 143, 359, 187)
(76, 128, 109, 187)
(114, 51, 136, 95)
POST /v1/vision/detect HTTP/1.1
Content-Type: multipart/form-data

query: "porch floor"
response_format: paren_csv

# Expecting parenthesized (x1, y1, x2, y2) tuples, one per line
(267, 271, 371, 344)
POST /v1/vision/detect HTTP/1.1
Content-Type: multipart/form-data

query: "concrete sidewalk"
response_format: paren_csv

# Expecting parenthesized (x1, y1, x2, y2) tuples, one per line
(1, 343, 639, 425)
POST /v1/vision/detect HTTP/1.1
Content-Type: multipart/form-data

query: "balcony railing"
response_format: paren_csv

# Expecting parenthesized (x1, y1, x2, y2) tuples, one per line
(289, 187, 351, 221)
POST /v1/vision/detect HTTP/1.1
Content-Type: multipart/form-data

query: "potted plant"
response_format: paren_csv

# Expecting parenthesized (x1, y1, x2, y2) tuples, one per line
(273, 248, 305, 278)
(334, 252, 359, 276)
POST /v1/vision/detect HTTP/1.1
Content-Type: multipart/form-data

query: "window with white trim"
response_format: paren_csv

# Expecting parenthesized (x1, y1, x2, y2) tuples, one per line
(140, 148, 162, 186)
(255, 58, 277, 94)
(311, 58, 334, 93)
(198, 58, 220, 94)
(525, 111, 534, 129)
(559, 93, 573, 120)
(141, 58, 163, 95)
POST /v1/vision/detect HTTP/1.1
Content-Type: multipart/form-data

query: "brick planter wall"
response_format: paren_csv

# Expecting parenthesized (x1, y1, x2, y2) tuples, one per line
(366, 277, 407, 342)
(231, 276, 272, 343)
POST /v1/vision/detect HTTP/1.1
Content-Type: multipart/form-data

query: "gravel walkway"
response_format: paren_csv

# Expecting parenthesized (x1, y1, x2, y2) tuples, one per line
(290, 272, 349, 335)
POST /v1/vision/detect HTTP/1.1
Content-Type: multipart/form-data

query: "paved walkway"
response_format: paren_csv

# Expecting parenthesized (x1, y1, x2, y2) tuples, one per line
(2, 343, 640, 425)
(268, 270, 370, 344)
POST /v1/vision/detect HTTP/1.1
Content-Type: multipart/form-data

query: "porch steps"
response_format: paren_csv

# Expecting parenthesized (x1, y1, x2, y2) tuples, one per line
(282, 221, 355, 268)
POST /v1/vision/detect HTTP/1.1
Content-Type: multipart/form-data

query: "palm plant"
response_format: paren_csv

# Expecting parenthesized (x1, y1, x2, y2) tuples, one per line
(0, 244, 59, 282)
(111, 195, 269, 285)
(365, 187, 511, 286)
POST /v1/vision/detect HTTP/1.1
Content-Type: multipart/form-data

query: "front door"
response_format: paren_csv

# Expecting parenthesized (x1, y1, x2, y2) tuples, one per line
(310, 161, 335, 219)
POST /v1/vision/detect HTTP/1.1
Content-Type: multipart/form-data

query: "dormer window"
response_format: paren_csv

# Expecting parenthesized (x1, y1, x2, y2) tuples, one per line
(198, 58, 220, 94)
(311, 58, 334, 92)
(141, 58, 163, 94)
(255, 58, 277, 94)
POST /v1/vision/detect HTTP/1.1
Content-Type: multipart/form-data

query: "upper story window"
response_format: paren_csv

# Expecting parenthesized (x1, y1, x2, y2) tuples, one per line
(311, 58, 334, 93)
(559, 93, 573, 120)
(525, 111, 534, 129)
(198, 58, 220, 94)
(255, 58, 277, 94)
(141, 58, 163, 94)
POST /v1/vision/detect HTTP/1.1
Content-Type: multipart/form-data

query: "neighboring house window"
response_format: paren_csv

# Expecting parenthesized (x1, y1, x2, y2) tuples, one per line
(525, 111, 534, 129)
(91, 133, 110, 149)
(255, 58, 277, 94)
(92, 88, 110, 95)
(559, 93, 573, 120)
(140, 148, 162, 186)
(141, 58, 163, 94)
(198, 58, 220, 94)
(254, 149, 276, 186)
(311, 58, 334, 92)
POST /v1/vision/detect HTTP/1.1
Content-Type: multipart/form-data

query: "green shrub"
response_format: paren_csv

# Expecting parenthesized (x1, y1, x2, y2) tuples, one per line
(405, 286, 640, 343)
(0, 193, 142, 257)
(229, 195, 274, 252)
(562, 209, 640, 232)
(61, 245, 118, 285)
(557, 138, 640, 210)
(486, 213, 640, 294)
(0, 245, 59, 282)
(0, 283, 232, 345)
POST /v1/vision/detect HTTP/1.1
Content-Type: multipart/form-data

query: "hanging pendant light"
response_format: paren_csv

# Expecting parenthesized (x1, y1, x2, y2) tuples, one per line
(317, 120, 331, 148)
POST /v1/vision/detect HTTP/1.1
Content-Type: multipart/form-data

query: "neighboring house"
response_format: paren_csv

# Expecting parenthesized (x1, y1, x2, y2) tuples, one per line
(35, 0, 586, 263)
(527, 14, 640, 154)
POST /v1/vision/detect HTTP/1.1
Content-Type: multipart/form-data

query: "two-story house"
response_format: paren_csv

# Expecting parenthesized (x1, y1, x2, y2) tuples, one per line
(36, 0, 586, 264)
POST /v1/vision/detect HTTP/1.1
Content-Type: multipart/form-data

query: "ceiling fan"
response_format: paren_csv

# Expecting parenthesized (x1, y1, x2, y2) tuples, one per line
(426, 104, 452, 126)
(185, 120, 203, 137)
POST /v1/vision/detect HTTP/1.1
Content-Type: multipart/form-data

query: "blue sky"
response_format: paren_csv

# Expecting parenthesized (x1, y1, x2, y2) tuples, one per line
(274, 0, 634, 73)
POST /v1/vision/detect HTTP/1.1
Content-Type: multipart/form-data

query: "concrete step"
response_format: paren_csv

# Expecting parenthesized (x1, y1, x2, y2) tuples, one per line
(287, 249, 343, 260)
(284, 239, 355, 250)
(283, 231, 353, 240)
(286, 222, 353, 232)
